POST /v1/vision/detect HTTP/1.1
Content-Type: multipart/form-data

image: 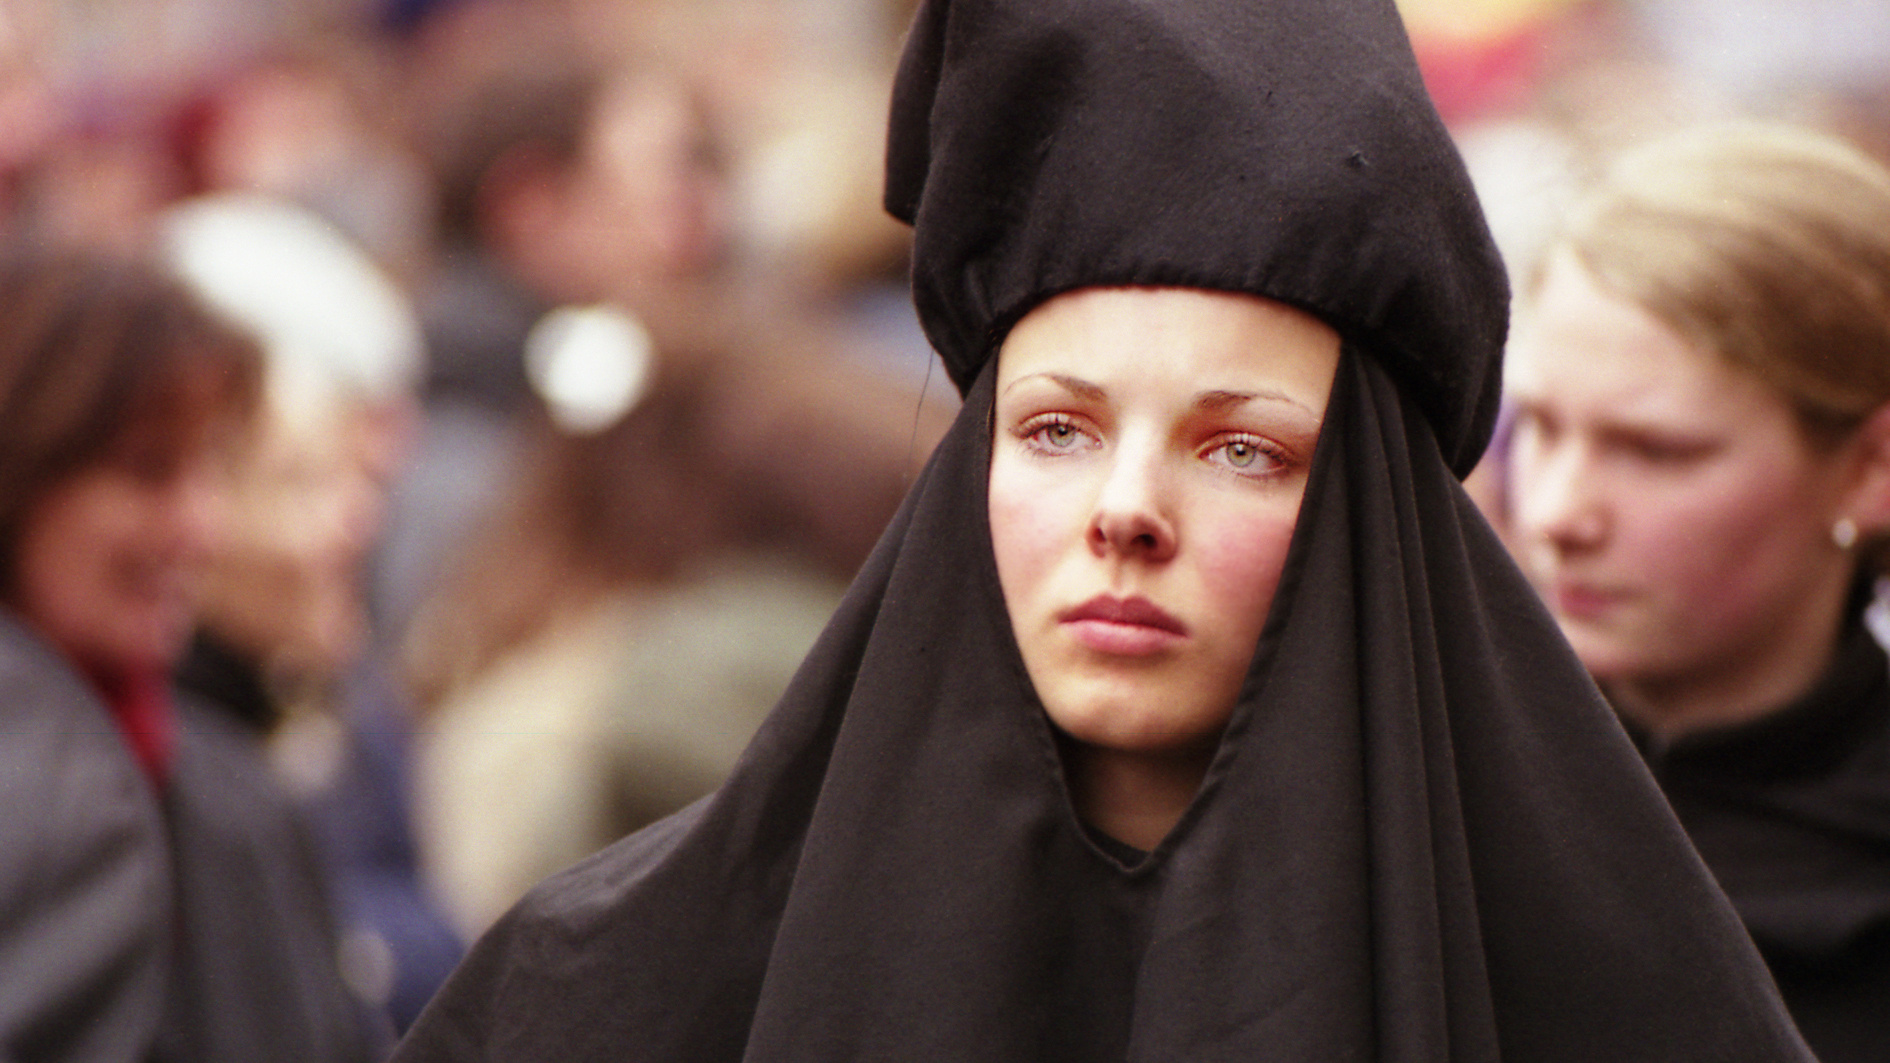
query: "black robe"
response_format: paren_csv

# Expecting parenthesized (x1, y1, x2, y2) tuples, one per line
(175, 631, 466, 1037)
(393, 0, 1813, 1059)
(1631, 613, 1890, 1063)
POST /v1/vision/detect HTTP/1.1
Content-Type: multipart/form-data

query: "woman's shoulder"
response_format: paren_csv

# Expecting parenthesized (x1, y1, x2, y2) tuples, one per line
(510, 797, 712, 926)
(0, 610, 158, 832)
(0, 613, 171, 1063)
(397, 799, 773, 1063)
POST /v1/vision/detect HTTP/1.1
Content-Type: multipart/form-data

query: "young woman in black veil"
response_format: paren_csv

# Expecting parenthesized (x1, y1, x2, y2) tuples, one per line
(393, 0, 1815, 1059)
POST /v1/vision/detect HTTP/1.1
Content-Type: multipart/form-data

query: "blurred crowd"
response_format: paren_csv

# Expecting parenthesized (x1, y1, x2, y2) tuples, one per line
(3, 0, 1890, 1059)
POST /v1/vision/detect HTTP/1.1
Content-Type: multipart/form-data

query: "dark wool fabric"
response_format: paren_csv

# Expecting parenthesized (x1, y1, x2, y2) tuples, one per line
(153, 695, 384, 1063)
(0, 613, 380, 1063)
(393, 0, 1814, 1059)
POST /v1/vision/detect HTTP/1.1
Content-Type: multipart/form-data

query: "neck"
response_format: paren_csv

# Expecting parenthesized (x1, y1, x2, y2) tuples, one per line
(1607, 590, 1852, 743)
(1065, 741, 1213, 851)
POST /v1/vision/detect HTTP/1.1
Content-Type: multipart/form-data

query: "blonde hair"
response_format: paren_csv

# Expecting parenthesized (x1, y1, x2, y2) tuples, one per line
(1546, 122, 1890, 445)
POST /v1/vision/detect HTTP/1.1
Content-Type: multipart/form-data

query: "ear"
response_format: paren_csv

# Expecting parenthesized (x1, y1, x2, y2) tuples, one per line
(1837, 402, 1890, 536)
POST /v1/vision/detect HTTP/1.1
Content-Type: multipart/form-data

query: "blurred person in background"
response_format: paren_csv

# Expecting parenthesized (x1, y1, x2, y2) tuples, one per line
(160, 192, 464, 1036)
(383, 1, 950, 636)
(381, 6, 954, 933)
(170, 34, 437, 285)
(0, 0, 58, 236)
(0, 243, 377, 1062)
(405, 337, 817, 933)
(5, 110, 186, 255)
(1505, 121, 1890, 1063)
(377, 19, 734, 640)
(402, 285, 941, 932)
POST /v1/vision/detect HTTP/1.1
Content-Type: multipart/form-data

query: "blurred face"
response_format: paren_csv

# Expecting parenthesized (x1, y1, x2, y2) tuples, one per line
(568, 73, 727, 294)
(1507, 252, 1861, 714)
(12, 445, 225, 675)
(199, 397, 385, 675)
(990, 286, 1339, 762)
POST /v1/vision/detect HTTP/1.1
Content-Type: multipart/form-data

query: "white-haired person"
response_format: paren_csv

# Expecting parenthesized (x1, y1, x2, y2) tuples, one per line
(161, 192, 463, 1038)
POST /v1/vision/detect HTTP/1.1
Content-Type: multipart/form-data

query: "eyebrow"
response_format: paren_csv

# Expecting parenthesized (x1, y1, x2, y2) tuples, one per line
(1003, 372, 1313, 416)
(1195, 388, 1313, 415)
(1004, 372, 1106, 402)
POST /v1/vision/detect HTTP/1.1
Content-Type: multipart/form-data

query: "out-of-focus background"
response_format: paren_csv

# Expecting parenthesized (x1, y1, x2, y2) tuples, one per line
(10, 0, 1889, 269)
(5, 0, 1890, 1053)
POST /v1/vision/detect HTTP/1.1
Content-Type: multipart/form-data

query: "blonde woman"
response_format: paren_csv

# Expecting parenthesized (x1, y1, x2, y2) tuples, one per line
(1507, 122, 1890, 1063)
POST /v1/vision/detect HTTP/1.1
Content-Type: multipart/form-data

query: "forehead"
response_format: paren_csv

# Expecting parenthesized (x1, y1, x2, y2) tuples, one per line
(590, 74, 694, 162)
(1508, 255, 1777, 426)
(996, 286, 1341, 399)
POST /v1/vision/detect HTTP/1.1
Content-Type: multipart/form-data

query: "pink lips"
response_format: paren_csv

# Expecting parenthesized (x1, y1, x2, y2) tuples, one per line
(1058, 594, 1187, 655)
(1552, 580, 1620, 622)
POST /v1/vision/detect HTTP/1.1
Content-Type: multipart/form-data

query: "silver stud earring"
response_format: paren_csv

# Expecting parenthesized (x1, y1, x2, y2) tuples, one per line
(1834, 517, 1859, 551)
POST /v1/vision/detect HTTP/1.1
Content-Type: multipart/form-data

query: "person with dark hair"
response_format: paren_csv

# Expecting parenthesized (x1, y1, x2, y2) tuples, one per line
(0, 244, 380, 1063)
(391, 1, 1814, 1059)
(0, 247, 251, 1058)
(1505, 121, 1890, 1063)
(377, 34, 735, 641)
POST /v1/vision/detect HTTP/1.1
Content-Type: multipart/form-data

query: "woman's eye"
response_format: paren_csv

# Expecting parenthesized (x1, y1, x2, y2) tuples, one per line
(1206, 436, 1284, 474)
(1608, 430, 1715, 467)
(1629, 439, 1711, 465)
(1020, 416, 1093, 453)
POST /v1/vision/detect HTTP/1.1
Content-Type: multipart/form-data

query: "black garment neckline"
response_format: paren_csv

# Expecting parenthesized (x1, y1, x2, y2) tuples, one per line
(1626, 606, 1890, 783)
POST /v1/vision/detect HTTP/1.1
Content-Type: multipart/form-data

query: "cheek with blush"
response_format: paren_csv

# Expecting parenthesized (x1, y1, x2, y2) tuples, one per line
(1189, 504, 1299, 649)
(989, 462, 1086, 608)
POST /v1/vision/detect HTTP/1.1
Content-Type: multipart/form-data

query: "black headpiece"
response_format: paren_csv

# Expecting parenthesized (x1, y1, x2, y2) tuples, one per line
(886, 0, 1508, 475)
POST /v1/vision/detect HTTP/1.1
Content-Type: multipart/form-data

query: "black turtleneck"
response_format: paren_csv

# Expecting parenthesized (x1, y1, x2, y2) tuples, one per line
(1628, 613, 1890, 1063)
(174, 630, 280, 733)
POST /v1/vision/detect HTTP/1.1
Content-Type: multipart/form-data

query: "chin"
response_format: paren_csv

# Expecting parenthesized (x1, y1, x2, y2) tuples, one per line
(1558, 635, 1642, 687)
(1044, 686, 1228, 758)
(108, 632, 190, 674)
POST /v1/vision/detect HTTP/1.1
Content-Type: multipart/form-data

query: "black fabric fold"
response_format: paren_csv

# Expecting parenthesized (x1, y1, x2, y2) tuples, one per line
(394, 345, 1811, 1062)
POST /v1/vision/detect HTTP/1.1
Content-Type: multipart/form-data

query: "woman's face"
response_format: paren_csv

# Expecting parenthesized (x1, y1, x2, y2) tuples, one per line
(199, 397, 385, 675)
(569, 73, 728, 297)
(12, 444, 226, 675)
(1506, 251, 1863, 708)
(990, 286, 1340, 760)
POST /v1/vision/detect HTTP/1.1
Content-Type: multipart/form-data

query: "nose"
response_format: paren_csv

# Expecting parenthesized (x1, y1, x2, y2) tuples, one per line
(1087, 438, 1177, 562)
(171, 460, 230, 560)
(326, 463, 385, 565)
(1510, 433, 1606, 554)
